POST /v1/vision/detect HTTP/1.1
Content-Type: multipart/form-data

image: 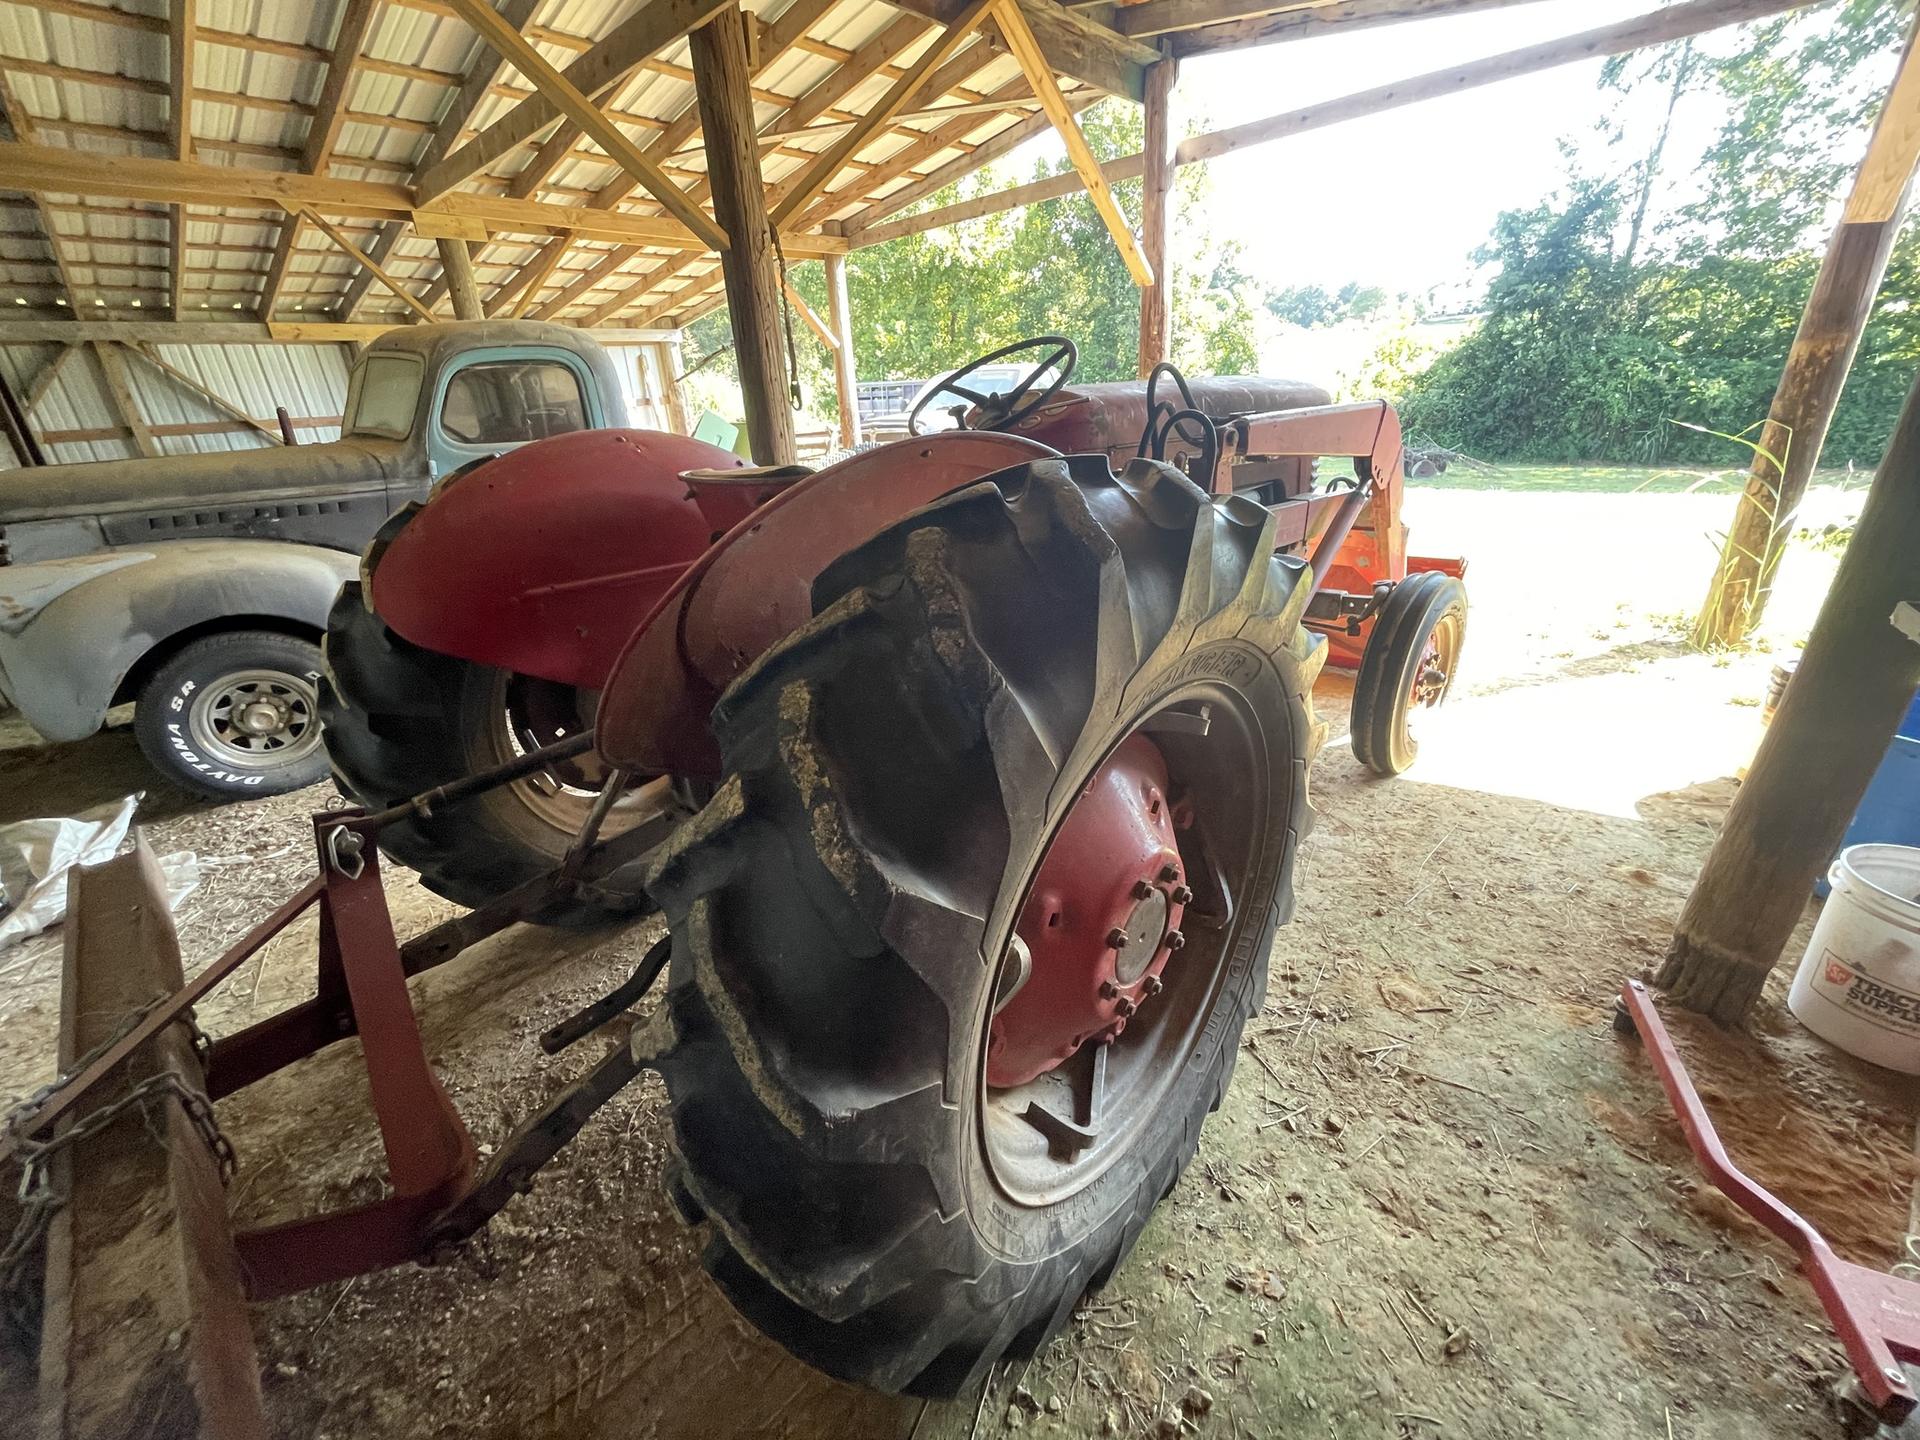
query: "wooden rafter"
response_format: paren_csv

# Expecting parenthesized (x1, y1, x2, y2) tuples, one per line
(890, 0, 1154, 100)
(781, 274, 839, 349)
(341, 0, 542, 320)
(168, 0, 195, 317)
(989, 0, 1152, 286)
(295, 205, 438, 321)
(433, 0, 728, 251)
(25, 340, 76, 410)
(771, 0, 997, 226)
(262, 0, 380, 317)
(0, 69, 89, 313)
(1117, 0, 1531, 44)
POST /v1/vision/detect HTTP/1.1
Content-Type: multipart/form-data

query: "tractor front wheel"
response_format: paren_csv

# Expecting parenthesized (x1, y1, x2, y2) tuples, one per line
(643, 455, 1324, 1396)
(1349, 570, 1467, 777)
(320, 583, 674, 923)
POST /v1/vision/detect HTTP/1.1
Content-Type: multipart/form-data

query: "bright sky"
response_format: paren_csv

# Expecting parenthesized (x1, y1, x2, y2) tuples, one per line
(998, 0, 1754, 301)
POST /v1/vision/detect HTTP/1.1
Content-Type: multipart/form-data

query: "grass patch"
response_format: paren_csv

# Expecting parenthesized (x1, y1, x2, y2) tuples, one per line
(1407, 462, 1866, 495)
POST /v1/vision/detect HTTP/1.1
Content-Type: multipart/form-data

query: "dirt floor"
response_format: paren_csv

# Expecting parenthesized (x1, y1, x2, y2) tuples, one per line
(2, 482, 1915, 1440)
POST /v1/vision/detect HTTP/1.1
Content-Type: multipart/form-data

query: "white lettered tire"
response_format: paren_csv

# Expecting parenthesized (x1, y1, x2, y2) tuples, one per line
(133, 630, 329, 799)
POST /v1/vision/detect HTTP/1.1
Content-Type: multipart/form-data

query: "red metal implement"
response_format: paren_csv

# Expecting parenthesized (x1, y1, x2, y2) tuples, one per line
(1617, 978, 1920, 1424)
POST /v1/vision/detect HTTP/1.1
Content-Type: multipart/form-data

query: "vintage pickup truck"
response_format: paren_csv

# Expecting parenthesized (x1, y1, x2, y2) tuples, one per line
(0, 321, 633, 797)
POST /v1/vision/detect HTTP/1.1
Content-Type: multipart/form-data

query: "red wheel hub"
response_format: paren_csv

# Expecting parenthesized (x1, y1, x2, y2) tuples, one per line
(987, 734, 1190, 1088)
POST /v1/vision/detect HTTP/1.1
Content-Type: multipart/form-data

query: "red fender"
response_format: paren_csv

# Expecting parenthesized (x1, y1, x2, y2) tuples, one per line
(596, 431, 1056, 778)
(366, 428, 759, 691)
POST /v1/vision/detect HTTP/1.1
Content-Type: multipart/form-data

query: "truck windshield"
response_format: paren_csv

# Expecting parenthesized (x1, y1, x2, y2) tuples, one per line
(345, 355, 425, 440)
(440, 360, 590, 446)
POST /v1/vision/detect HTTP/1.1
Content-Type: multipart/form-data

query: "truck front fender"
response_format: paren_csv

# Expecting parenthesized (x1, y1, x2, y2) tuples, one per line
(0, 539, 355, 742)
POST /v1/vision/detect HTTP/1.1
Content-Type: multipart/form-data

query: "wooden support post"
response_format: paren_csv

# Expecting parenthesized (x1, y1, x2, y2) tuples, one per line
(436, 236, 483, 320)
(1657, 369, 1920, 1026)
(36, 839, 265, 1439)
(689, 5, 795, 465)
(1136, 56, 1177, 377)
(1691, 15, 1920, 648)
(824, 253, 860, 449)
(654, 339, 693, 435)
(90, 341, 159, 458)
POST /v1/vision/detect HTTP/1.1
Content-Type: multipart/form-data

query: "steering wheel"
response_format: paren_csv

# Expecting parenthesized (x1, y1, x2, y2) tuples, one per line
(908, 336, 1077, 436)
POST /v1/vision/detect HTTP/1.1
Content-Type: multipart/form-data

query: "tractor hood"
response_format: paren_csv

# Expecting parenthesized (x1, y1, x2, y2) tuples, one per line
(0, 436, 412, 525)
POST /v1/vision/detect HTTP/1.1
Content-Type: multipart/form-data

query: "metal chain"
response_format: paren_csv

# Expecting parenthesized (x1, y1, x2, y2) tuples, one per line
(0, 1005, 234, 1332)
(769, 224, 803, 410)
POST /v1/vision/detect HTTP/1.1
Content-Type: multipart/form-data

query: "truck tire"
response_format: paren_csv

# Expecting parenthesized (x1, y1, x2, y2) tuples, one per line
(1348, 570, 1467, 777)
(134, 630, 328, 799)
(320, 583, 666, 923)
(643, 455, 1324, 1396)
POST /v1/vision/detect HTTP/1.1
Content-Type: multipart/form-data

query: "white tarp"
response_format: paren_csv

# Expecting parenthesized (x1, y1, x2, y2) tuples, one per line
(0, 795, 199, 953)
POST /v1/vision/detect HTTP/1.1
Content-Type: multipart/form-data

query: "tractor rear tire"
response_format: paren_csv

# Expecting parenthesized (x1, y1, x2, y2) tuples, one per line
(320, 582, 665, 924)
(642, 455, 1325, 1396)
(1349, 570, 1467, 777)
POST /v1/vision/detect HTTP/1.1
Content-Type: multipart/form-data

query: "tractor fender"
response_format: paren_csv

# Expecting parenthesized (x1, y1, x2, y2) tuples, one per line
(364, 428, 749, 691)
(597, 431, 1058, 777)
(0, 539, 355, 742)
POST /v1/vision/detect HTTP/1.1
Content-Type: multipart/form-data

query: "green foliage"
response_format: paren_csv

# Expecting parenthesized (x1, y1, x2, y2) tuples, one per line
(1386, 1, 1920, 467)
(1266, 282, 1390, 328)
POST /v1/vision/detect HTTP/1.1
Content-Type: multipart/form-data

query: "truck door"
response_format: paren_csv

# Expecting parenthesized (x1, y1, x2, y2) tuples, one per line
(428, 347, 605, 481)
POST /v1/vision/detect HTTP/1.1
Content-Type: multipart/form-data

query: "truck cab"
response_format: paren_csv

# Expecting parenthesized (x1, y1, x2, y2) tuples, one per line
(0, 321, 630, 797)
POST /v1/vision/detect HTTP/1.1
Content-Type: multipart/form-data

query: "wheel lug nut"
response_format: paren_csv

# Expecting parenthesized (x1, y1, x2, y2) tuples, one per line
(1099, 980, 1120, 1000)
(1132, 880, 1155, 900)
(1142, 975, 1163, 996)
(1171, 885, 1194, 906)
(1158, 863, 1179, 882)
(1106, 928, 1128, 949)
(1166, 930, 1186, 951)
(1115, 997, 1137, 1018)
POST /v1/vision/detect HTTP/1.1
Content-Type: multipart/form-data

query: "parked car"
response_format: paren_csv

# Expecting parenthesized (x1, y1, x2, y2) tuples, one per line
(0, 321, 632, 797)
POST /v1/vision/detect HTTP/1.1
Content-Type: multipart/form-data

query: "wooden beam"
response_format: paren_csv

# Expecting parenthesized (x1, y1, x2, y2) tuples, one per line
(0, 319, 685, 343)
(433, 0, 729, 252)
(436, 235, 483, 319)
(690, 4, 794, 463)
(127, 342, 283, 442)
(168, 0, 196, 317)
(770, 0, 997, 226)
(580, 250, 703, 326)
(90, 341, 160, 456)
(297, 206, 438, 322)
(0, 70, 88, 311)
(35, 839, 266, 1440)
(824, 252, 859, 448)
(1124, 0, 1533, 45)
(782, 273, 839, 349)
(0, 144, 843, 254)
(889, 0, 1154, 100)
(1692, 9, 1920, 647)
(512, 236, 572, 318)
(24, 340, 76, 410)
(990, 0, 1152, 285)
(342, 0, 542, 321)
(1136, 56, 1175, 374)
(653, 338, 693, 434)
(849, 0, 1820, 247)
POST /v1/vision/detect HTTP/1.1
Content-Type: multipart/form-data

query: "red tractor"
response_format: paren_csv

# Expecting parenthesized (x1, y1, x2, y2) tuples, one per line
(11, 340, 1465, 1399)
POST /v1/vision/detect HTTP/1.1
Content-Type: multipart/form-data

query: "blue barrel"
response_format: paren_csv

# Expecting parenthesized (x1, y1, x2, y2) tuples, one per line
(1817, 686, 1920, 896)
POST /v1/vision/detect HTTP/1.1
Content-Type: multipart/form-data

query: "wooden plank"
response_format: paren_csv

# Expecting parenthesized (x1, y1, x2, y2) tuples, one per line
(437, 235, 483, 319)
(990, 0, 1151, 285)
(654, 338, 693, 434)
(34, 839, 265, 1440)
(0, 72, 87, 311)
(89, 342, 159, 457)
(824, 253, 859, 448)
(782, 273, 838, 349)
(297, 207, 438, 321)
(690, 4, 794, 463)
(411, 208, 489, 241)
(127, 344, 283, 442)
(1123, 0, 1530, 44)
(1692, 12, 1920, 647)
(770, 0, 997, 227)
(848, 0, 1819, 247)
(888, 0, 1153, 99)
(0, 319, 679, 344)
(433, 0, 729, 251)
(1136, 56, 1175, 373)
(342, 0, 541, 320)
(512, 237, 572, 318)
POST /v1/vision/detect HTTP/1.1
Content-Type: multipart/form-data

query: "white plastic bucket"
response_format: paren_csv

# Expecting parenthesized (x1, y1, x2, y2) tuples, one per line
(1789, 844, 1920, 1072)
